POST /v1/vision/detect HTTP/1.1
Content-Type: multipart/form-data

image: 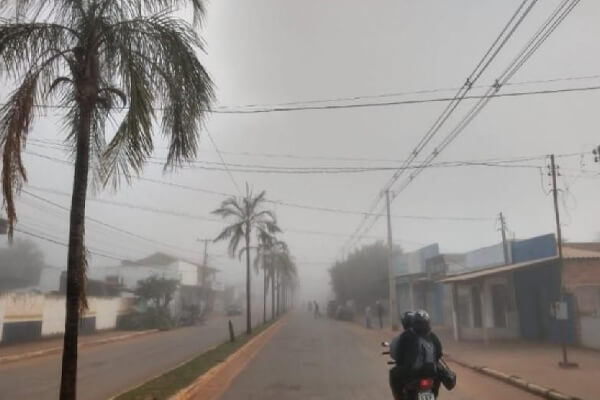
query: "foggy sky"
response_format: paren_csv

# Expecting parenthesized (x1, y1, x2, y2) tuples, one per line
(2, 0, 600, 302)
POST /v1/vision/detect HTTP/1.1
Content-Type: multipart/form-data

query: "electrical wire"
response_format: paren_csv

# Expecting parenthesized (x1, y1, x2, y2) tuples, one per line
(344, 0, 580, 252)
(20, 189, 203, 256)
(343, 0, 540, 254)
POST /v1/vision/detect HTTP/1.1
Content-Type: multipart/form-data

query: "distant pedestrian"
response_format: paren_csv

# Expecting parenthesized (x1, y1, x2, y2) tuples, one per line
(314, 301, 320, 319)
(365, 306, 372, 329)
(376, 300, 384, 329)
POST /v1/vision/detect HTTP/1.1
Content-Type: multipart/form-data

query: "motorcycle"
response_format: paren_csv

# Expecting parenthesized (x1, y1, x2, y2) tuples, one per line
(382, 341, 437, 400)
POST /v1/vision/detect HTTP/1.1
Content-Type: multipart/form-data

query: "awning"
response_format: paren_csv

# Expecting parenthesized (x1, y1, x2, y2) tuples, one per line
(439, 256, 558, 283)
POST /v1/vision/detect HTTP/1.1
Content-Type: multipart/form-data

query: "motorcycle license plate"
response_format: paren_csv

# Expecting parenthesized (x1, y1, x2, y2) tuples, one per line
(418, 393, 435, 400)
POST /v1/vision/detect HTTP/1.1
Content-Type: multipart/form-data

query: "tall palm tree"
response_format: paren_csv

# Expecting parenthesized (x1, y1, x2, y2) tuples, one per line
(255, 235, 286, 323)
(213, 185, 280, 334)
(276, 250, 297, 313)
(269, 240, 289, 319)
(0, 2, 213, 398)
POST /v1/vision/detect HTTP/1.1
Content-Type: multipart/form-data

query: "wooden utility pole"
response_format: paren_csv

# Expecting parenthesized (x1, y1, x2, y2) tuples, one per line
(550, 155, 576, 368)
(499, 212, 510, 265)
(385, 190, 399, 331)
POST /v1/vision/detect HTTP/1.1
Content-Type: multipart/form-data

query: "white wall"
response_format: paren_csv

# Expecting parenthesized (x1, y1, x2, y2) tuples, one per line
(1, 294, 133, 343)
(581, 316, 600, 349)
(176, 261, 198, 286)
(93, 298, 122, 330)
(41, 296, 66, 336)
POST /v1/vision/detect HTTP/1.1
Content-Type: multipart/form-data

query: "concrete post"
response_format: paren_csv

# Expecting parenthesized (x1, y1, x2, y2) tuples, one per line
(451, 283, 461, 342)
(480, 280, 489, 345)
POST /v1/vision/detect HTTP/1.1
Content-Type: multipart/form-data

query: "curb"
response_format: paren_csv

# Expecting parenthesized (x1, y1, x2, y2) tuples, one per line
(170, 317, 286, 400)
(445, 353, 583, 400)
(0, 329, 158, 365)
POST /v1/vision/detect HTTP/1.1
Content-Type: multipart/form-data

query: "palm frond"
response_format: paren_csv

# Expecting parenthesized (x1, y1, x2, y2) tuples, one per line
(0, 71, 40, 237)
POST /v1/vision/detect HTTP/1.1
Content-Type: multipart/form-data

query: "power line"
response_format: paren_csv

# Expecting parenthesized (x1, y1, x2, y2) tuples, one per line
(25, 147, 589, 175)
(344, 0, 581, 253)
(26, 183, 494, 224)
(20, 189, 204, 256)
(9, 83, 600, 116)
(343, 0, 540, 254)
(15, 227, 125, 262)
(219, 73, 600, 110)
(205, 130, 242, 195)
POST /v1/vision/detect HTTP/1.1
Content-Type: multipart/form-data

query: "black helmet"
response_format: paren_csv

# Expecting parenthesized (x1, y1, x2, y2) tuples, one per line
(413, 310, 431, 336)
(401, 311, 415, 330)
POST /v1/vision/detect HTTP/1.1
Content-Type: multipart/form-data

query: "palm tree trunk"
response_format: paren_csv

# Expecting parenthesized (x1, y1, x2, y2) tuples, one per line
(60, 102, 92, 400)
(271, 266, 275, 320)
(276, 269, 280, 316)
(245, 227, 251, 334)
(263, 255, 267, 325)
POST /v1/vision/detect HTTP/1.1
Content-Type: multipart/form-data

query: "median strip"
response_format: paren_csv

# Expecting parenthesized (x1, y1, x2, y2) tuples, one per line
(114, 317, 285, 400)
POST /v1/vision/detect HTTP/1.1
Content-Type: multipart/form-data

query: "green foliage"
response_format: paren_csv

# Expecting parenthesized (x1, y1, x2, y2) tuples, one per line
(118, 307, 174, 331)
(329, 241, 400, 308)
(135, 275, 178, 309)
(212, 185, 281, 257)
(0, 1, 214, 237)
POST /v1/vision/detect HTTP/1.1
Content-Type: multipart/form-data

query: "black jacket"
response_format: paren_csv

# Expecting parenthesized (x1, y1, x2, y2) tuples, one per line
(391, 329, 442, 376)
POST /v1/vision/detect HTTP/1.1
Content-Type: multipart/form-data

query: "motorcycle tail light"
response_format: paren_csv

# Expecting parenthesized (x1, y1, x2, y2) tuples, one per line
(419, 378, 433, 390)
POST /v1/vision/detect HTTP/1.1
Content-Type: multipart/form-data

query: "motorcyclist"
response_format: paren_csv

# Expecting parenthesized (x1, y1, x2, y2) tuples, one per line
(388, 311, 415, 400)
(389, 310, 443, 399)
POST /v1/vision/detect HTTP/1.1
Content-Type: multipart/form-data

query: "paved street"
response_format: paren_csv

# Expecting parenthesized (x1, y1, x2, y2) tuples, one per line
(0, 312, 261, 400)
(220, 312, 539, 400)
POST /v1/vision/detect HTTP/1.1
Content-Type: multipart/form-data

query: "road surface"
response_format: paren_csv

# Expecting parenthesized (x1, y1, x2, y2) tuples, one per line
(220, 312, 540, 400)
(0, 311, 262, 400)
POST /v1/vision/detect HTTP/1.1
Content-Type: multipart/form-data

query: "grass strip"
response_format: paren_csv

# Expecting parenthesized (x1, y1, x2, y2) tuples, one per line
(115, 320, 276, 400)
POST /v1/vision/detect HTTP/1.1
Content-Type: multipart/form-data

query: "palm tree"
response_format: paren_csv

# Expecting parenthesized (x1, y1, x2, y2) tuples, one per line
(268, 240, 289, 319)
(275, 250, 297, 313)
(256, 235, 286, 323)
(213, 185, 280, 334)
(0, 2, 213, 398)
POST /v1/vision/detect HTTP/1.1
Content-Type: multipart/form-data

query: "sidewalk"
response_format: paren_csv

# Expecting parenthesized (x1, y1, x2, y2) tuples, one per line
(356, 322, 598, 400)
(0, 329, 155, 363)
(440, 332, 598, 400)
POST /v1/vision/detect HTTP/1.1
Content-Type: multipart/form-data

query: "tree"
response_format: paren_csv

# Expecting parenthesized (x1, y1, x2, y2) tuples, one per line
(135, 275, 178, 310)
(275, 249, 297, 313)
(0, 238, 43, 290)
(329, 241, 400, 310)
(0, 2, 213, 398)
(213, 185, 280, 334)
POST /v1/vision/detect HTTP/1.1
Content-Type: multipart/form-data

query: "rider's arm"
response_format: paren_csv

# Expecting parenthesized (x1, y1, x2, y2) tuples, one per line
(431, 332, 443, 360)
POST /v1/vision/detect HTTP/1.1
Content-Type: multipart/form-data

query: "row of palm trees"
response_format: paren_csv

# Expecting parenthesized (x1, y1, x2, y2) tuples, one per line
(213, 185, 298, 334)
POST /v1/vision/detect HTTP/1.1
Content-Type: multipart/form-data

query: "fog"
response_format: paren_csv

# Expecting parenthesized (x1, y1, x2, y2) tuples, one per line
(2, 0, 600, 304)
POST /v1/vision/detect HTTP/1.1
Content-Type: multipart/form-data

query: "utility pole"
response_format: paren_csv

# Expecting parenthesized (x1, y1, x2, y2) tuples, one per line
(499, 212, 510, 265)
(198, 238, 211, 315)
(550, 155, 577, 368)
(385, 190, 399, 331)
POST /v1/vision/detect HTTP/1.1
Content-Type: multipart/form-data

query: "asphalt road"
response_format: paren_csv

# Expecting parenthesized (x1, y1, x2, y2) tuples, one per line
(0, 310, 263, 400)
(220, 312, 540, 400)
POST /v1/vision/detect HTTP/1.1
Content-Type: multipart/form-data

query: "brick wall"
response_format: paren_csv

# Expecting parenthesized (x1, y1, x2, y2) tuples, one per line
(563, 258, 600, 289)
